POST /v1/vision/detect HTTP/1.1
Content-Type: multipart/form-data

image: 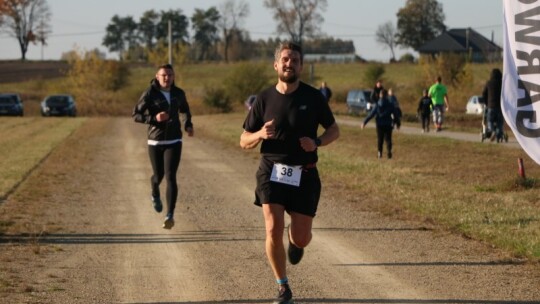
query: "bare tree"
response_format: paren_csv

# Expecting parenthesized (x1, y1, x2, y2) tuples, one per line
(264, 0, 327, 48)
(0, 0, 51, 60)
(218, 0, 249, 63)
(376, 21, 397, 62)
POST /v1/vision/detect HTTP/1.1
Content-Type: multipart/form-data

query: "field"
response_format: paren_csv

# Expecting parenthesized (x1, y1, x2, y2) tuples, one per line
(0, 60, 500, 120)
(1, 60, 538, 262)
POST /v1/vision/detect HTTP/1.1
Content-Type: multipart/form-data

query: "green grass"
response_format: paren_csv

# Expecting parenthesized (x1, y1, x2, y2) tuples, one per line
(196, 112, 540, 261)
(0, 117, 86, 199)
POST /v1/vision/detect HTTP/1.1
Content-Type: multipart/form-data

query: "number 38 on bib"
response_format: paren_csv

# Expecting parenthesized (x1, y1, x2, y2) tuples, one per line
(270, 163, 302, 187)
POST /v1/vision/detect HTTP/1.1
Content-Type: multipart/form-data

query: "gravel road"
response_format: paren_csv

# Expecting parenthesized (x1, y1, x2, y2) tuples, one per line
(0, 118, 538, 304)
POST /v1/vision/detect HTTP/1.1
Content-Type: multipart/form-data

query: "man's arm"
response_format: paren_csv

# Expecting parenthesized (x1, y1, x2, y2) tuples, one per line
(240, 119, 275, 150)
(299, 122, 340, 152)
(318, 122, 340, 146)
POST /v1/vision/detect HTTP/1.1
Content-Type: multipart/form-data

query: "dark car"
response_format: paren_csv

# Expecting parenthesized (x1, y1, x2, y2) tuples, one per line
(346, 89, 371, 114)
(41, 95, 77, 117)
(0, 93, 24, 116)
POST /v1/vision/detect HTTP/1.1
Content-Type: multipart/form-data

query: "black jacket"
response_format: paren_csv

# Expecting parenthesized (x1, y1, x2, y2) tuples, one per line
(482, 69, 502, 110)
(370, 85, 384, 104)
(363, 97, 397, 128)
(133, 79, 193, 142)
(417, 96, 432, 115)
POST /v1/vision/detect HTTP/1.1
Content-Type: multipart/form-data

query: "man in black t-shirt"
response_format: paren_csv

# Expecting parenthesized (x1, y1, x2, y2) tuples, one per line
(240, 42, 340, 304)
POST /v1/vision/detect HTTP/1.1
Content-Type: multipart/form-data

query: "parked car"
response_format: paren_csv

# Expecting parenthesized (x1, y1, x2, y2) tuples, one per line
(465, 95, 485, 115)
(346, 89, 371, 114)
(41, 94, 77, 117)
(0, 93, 24, 116)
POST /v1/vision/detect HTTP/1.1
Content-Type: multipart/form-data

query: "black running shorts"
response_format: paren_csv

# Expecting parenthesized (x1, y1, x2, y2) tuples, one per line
(254, 157, 321, 217)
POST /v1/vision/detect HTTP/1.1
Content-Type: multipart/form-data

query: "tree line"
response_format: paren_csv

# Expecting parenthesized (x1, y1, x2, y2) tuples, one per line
(1, 0, 447, 63)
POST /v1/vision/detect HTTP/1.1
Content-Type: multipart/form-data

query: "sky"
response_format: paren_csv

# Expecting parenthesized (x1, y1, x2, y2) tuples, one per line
(0, 0, 503, 62)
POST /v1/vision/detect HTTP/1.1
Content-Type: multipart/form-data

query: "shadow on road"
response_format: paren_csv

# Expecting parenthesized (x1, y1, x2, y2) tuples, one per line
(0, 231, 263, 245)
(125, 298, 539, 304)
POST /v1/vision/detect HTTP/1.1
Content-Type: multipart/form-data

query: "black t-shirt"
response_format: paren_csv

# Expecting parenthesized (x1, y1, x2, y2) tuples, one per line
(243, 81, 336, 165)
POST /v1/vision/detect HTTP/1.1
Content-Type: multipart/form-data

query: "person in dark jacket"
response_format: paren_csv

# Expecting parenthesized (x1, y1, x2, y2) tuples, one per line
(133, 64, 194, 229)
(362, 89, 397, 159)
(481, 68, 503, 141)
(417, 89, 432, 133)
(319, 81, 332, 103)
(369, 79, 384, 112)
(388, 88, 402, 129)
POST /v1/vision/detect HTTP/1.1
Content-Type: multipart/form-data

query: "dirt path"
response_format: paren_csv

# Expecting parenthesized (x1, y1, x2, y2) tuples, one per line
(336, 117, 521, 149)
(1, 117, 538, 304)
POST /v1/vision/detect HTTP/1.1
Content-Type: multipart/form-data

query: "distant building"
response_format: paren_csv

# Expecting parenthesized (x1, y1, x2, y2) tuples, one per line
(418, 28, 502, 63)
(303, 53, 362, 63)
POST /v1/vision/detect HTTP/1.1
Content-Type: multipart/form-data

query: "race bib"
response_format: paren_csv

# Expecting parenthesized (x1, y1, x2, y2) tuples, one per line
(270, 163, 302, 187)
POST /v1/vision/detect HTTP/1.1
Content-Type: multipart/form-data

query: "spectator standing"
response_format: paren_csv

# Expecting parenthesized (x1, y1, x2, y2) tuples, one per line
(428, 76, 450, 132)
(388, 88, 402, 130)
(319, 81, 332, 103)
(417, 89, 432, 133)
(362, 89, 397, 159)
(369, 79, 384, 112)
(482, 68, 504, 141)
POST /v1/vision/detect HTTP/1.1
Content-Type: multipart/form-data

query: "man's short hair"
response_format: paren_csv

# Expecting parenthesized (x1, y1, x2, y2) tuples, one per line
(158, 64, 174, 71)
(274, 41, 303, 64)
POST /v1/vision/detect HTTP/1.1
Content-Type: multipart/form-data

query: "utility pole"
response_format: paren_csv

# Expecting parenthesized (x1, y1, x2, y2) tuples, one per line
(168, 20, 173, 66)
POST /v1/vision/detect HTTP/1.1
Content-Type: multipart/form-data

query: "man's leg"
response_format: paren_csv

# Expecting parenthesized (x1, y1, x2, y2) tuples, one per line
(263, 204, 287, 281)
(288, 212, 313, 249)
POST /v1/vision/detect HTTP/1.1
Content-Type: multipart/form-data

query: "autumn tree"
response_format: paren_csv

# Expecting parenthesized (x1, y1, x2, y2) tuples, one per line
(396, 0, 446, 50)
(0, 0, 51, 60)
(376, 21, 398, 62)
(264, 0, 327, 48)
(218, 0, 249, 62)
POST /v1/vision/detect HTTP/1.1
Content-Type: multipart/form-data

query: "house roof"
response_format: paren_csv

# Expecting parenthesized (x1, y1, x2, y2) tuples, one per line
(418, 28, 502, 53)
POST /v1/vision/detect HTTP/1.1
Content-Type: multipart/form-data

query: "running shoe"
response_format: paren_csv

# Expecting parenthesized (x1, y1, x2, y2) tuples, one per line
(273, 284, 293, 304)
(287, 226, 304, 265)
(151, 196, 163, 213)
(163, 213, 174, 229)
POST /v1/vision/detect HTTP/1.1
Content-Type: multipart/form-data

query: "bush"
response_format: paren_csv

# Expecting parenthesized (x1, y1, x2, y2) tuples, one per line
(399, 53, 416, 63)
(222, 62, 272, 104)
(65, 49, 131, 115)
(363, 64, 385, 86)
(203, 86, 232, 113)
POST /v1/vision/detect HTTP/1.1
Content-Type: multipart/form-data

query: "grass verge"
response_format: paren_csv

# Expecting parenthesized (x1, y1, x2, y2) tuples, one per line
(0, 117, 86, 200)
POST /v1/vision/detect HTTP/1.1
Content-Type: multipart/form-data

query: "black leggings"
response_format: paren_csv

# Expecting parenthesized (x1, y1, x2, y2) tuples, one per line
(148, 142, 182, 215)
(376, 125, 393, 155)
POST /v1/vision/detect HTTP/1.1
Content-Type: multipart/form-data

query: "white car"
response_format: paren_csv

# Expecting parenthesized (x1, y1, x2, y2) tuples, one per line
(465, 95, 485, 115)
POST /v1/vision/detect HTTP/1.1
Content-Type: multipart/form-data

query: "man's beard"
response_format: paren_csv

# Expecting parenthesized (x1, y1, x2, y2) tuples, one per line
(279, 70, 298, 83)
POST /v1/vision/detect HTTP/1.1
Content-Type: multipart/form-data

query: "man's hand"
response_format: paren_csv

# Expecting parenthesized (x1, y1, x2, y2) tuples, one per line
(258, 119, 275, 140)
(299, 137, 317, 152)
(156, 111, 169, 122)
(186, 127, 194, 137)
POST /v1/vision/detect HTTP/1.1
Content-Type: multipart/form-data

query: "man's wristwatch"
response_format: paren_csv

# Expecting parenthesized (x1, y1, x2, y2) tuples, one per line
(314, 138, 322, 147)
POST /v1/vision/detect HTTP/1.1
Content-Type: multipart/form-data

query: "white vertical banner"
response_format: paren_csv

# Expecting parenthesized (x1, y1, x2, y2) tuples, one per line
(503, 0, 540, 165)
